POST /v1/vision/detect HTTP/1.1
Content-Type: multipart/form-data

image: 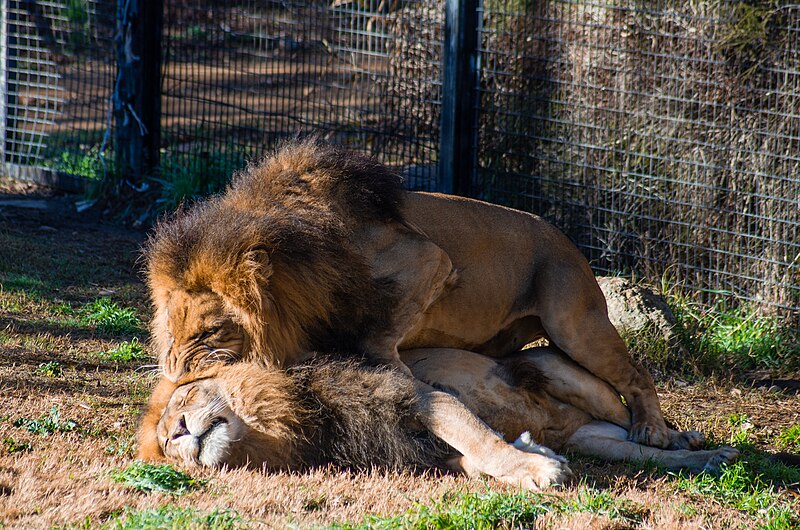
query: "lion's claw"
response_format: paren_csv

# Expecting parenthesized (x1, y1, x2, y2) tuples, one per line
(702, 446, 739, 474)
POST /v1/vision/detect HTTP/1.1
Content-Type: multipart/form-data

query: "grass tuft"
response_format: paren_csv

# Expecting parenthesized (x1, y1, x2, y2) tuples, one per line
(329, 491, 553, 530)
(0, 272, 46, 293)
(664, 287, 799, 374)
(329, 488, 651, 530)
(777, 425, 800, 452)
(109, 461, 205, 494)
(13, 406, 79, 436)
(152, 151, 244, 212)
(99, 338, 148, 363)
(69, 506, 243, 530)
(80, 298, 142, 335)
(672, 459, 798, 530)
(560, 487, 647, 525)
(670, 418, 800, 530)
(2, 437, 32, 454)
(35, 360, 64, 377)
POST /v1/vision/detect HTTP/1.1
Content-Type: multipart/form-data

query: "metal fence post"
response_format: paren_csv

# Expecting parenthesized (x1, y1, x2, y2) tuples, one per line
(114, 0, 163, 184)
(439, 0, 480, 195)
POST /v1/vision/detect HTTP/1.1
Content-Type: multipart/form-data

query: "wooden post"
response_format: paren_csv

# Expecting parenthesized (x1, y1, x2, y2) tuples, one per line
(439, 0, 480, 196)
(114, 0, 163, 183)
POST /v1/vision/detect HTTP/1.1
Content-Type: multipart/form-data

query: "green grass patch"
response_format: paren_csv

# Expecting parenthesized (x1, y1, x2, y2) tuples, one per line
(152, 150, 244, 212)
(99, 338, 148, 362)
(80, 298, 142, 335)
(0, 272, 46, 294)
(777, 425, 800, 452)
(670, 416, 800, 530)
(68, 506, 243, 530)
(329, 488, 648, 530)
(728, 413, 755, 446)
(559, 487, 646, 525)
(104, 434, 136, 457)
(672, 459, 798, 530)
(35, 361, 64, 377)
(665, 288, 799, 374)
(329, 490, 553, 530)
(13, 406, 79, 436)
(2, 437, 32, 454)
(46, 147, 109, 181)
(109, 461, 205, 494)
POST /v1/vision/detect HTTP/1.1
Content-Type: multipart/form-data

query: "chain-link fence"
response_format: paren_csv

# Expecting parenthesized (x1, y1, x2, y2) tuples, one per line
(1, 0, 799, 323)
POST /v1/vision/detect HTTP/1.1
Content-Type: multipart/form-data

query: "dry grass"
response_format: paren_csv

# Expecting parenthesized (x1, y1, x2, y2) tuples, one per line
(0, 180, 798, 529)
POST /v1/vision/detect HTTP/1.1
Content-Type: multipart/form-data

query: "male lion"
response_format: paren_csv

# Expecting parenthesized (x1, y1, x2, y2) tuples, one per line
(138, 347, 737, 482)
(144, 140, 690, 487)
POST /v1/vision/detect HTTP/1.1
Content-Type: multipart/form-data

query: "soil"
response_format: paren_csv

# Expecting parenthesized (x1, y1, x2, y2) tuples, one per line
(0, 177, 798, 529)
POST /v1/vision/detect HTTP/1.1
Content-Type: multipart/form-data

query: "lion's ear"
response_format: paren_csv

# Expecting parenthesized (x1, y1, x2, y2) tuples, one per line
(218, 247, 272, 315)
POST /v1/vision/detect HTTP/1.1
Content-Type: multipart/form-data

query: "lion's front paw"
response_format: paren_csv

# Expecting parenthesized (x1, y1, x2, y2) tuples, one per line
(497, 451, 574, 491)
(628, 421, 672, 449)
(702, 446, 739, 474)
(512, 431, 568, 463)
(669, 429, 706, 450)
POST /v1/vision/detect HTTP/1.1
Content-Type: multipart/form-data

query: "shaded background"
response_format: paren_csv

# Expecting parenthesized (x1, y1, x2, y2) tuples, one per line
(2, 0, 799, 325)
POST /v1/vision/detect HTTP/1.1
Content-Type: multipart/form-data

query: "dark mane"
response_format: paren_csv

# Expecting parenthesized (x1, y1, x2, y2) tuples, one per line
(498, 355, 548, 395)
(144, 140, 403, 366)
(290, 359, 451, 470)
(229, 138, 405, 224)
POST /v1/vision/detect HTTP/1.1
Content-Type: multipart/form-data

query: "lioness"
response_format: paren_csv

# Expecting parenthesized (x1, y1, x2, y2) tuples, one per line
(144, 140, 688, 488)
(138, 347, 737, 481)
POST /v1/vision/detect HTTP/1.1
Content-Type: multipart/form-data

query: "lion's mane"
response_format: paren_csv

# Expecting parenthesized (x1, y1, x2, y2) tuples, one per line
(145, 140, 404, 368)
(142, 360, 449, 471)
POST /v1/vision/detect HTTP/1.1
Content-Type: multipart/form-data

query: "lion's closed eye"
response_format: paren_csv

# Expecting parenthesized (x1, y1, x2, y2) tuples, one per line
(180, 386, 198, 408)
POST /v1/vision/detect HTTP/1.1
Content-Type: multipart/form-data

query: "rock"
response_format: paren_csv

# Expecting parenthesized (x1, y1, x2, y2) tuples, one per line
(596, 276, 686, 368)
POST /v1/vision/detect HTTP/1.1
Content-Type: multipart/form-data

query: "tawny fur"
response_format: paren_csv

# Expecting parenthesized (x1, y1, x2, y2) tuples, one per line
(145, 140, 401, 372)
(139, 360, 448, 470)
(144, 138, 677, 454)
(139, 347, 738, 476)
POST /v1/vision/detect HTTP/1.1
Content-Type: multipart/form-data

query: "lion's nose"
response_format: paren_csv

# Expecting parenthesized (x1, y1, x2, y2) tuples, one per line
(171, 414, 190, 439)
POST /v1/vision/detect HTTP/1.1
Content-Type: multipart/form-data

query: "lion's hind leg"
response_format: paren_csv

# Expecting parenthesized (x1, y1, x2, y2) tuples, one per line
(564, 421, 739, 473)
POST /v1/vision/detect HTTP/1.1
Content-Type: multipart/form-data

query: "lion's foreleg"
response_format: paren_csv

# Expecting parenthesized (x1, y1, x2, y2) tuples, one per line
(358, 222, 456, 368)
(564, 422, 739, 473)
(412, 380, 573, 490)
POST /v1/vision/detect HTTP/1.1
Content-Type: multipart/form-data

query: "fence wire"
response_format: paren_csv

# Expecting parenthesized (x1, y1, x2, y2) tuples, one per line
(475, 0, 800, 320)
(1, 0, 116, 188)
(1, 0, 799, 322)
(159, 0, 443, 194)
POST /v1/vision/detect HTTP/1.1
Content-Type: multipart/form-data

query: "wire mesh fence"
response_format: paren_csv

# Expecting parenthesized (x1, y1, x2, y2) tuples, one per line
(474, 0, 800, 320)
(1, 0, 799, 323)
(1, 0, 115, 190)
(157, 0, 443, 205)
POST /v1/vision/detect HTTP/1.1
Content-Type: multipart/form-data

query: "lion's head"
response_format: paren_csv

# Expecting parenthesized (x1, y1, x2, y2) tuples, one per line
(157, 377, 246, 467)
(145, 140, 403, 382)
(140, 363, 306, 469)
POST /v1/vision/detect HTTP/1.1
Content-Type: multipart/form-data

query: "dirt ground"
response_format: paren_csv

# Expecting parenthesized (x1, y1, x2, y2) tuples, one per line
(0, 178, 798, 529)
